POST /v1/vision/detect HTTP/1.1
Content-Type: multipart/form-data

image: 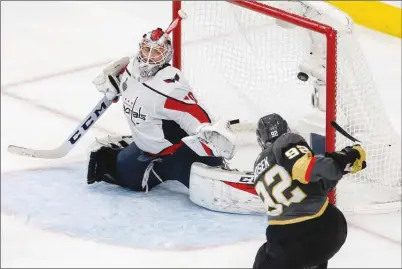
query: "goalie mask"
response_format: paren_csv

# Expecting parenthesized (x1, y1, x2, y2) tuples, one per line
(133, 28, 173, 78)
(256, 113, 289, 149)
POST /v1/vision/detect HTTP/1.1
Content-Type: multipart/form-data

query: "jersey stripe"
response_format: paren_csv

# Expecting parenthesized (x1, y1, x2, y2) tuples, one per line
(223, 182, 258, 195)
(200, 142, 214, 156)
(304, 156, 317, 183)
(142, 83, 211, 123)
(268, 198, 329, 225)
(164, 97, 211, 123)
(148, 141, 184, 157)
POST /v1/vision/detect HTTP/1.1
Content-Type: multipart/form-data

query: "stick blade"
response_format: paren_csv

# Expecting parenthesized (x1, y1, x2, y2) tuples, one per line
(8, 145, 66, 159)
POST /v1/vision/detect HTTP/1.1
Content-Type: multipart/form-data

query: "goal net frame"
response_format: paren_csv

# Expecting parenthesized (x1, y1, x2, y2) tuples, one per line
(172, 0, 339, 204)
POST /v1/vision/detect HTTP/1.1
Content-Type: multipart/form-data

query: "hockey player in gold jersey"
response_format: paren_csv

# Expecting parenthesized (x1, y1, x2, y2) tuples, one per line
(252, 113, 367, 269)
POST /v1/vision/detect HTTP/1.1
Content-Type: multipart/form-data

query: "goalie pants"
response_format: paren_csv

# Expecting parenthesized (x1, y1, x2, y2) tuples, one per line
(116, 142, 223, 191)
(253, 203, 347, 269)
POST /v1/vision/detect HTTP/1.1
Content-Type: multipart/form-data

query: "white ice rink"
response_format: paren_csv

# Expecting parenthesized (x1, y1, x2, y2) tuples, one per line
(1, 2, 401, 268)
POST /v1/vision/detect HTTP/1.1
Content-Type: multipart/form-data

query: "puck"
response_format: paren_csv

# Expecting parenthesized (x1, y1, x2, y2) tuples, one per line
(297, 72, 309, 82)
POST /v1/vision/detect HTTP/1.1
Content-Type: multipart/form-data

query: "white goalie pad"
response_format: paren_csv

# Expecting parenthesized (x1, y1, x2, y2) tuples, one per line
(189, 163, 265, 215)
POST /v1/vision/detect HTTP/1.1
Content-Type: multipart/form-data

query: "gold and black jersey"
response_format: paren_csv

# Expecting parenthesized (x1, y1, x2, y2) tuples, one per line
(253, 133, 342, 225)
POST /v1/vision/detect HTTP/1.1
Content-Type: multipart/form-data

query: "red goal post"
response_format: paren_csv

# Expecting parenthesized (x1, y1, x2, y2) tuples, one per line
(172, 0, 338, 204)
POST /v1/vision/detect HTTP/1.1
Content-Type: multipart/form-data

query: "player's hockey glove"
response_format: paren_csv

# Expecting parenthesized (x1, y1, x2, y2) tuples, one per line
(325, 145, 367, 174)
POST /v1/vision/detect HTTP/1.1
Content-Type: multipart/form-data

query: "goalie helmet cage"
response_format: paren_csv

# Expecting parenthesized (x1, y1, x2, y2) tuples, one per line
(172, 1, 401, 213)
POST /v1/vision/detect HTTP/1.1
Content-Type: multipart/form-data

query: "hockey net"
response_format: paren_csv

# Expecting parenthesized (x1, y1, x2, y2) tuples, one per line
(172, 1, 401, 213)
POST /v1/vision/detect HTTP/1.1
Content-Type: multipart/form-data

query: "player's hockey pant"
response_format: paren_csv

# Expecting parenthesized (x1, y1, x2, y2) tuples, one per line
(115, 142, 223, 191)
(253, 203, 347, 269)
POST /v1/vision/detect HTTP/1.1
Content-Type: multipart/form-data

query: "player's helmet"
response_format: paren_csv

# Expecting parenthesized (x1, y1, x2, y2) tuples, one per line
(256, 113, 289, 149)
(133, 27, 173, 78)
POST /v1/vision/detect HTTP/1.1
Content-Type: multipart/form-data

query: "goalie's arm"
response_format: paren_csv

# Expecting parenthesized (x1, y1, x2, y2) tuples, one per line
(161, 90, 212, 133)
(161, 89, 235, 159)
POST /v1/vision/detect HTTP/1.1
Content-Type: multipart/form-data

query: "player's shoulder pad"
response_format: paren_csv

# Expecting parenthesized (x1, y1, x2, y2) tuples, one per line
(272, 133, 310, 162)
(253, 146, 276, 181)
(146, 65, 197, 104)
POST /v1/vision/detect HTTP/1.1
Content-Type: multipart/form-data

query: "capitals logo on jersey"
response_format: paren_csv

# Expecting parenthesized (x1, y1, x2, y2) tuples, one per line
(164, 73, 180, 83)
(123, 97, 147, 121)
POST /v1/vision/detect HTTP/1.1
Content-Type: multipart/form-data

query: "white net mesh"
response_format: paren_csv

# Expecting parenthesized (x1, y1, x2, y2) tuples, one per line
(334, 29, 401, 212)
(180, 1, 312, 127)
(178, 1, 401, 212)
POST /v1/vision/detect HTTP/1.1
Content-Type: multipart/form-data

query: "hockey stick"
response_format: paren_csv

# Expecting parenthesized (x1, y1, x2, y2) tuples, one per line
(232, 119, 362, 144)
(165, 9, 188, 34)
(330, 121, 361, 143)
(8, 96, 113, 159)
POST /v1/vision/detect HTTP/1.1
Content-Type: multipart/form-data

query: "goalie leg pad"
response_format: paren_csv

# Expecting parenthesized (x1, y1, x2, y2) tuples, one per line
(189, 163, 265, 215)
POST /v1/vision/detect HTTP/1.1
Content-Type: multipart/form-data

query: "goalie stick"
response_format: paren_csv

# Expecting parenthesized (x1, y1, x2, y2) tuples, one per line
(8, 96, 112, 159)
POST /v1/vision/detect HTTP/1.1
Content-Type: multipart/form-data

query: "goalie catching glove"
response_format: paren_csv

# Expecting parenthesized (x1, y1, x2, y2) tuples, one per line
(92, 57, 130, 101)
(326, 145, 367, 174)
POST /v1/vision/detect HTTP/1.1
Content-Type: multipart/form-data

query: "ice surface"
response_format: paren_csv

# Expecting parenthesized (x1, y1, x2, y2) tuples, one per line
(1, 163, 266, 250)
(1, 1, 401, 268)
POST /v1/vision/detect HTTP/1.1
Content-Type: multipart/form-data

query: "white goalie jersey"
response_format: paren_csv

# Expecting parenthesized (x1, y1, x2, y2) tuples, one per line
(117, 59, 214, 156)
